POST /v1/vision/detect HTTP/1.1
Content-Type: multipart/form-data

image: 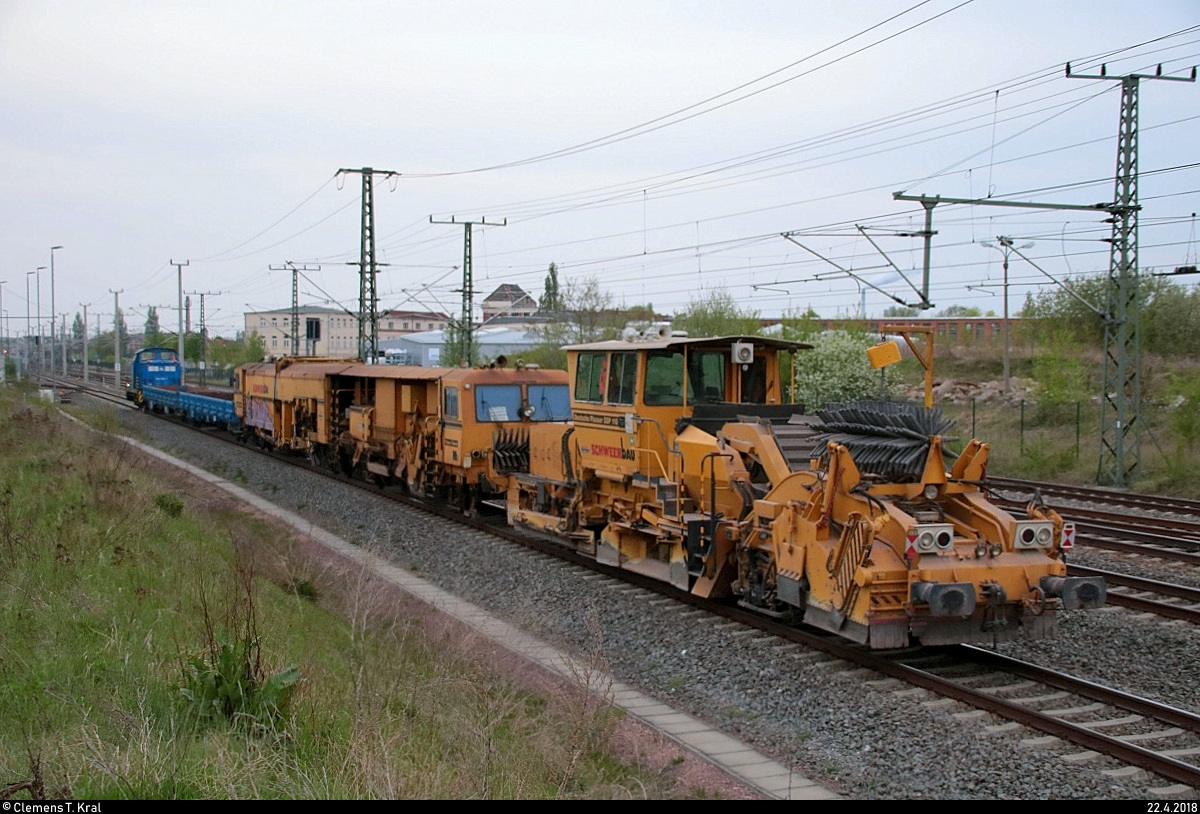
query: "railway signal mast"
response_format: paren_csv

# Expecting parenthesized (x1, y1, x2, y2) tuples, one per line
(1067, 62, 1196, 487)
(110, 289, 124, 385)
(338, 167, 398, 364)
(79, 302, 90, 383)
(270, 261, 321, 356)
(186, 290, 221, 385)
(430, 215, 507, 366)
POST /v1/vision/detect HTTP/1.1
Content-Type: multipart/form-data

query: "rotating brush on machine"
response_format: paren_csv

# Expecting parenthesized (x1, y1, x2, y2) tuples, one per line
(808, 401, 956, 481)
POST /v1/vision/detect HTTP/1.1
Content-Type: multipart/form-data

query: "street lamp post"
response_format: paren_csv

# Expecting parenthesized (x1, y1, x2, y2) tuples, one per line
(982, 236, 1033, 396)
(0, 281, 6, 378)
(59, 313, 67, 374)
(50, 246, 62, 375)
(80, 303, 90, 383)
(35, 266, 46, 375)
(25, 271, 35, 380)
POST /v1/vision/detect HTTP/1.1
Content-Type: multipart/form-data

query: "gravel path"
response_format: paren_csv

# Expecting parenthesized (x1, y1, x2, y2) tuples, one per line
(111, 405, 1200, 800)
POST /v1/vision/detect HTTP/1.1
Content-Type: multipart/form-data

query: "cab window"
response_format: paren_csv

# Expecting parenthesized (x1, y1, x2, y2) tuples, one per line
(606, 352, 637, 405)
(575, 352, 606, 403)
(687, 351, 726, 403)
(475, 385, 521, 422)
(444, 387, 459, 419)
(527, 385, 570, 420)
(644, 351, 684, 405)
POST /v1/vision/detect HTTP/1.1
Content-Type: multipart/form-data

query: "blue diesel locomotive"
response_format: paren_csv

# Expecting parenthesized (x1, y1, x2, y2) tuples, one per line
(126, 347, 241, 429)
(126, 347, 182, 400)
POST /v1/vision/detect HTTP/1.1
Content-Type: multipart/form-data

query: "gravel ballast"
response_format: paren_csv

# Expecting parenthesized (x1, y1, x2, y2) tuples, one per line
(111, 405, 1200, 800)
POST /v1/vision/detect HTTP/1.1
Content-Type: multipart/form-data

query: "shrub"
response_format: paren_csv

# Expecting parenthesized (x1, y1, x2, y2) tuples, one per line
(792, 330, 896, 410)
(154, 493, 184, 517)
(181, 628, 301, 728)
(180, 557, 301, 731)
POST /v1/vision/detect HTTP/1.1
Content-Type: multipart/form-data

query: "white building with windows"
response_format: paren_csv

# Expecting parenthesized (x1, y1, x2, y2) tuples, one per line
(381, 309, 450, 334)
(244, 306, 354, 357)
(481, 284, 538, 322)
(243, 306, 450, 359)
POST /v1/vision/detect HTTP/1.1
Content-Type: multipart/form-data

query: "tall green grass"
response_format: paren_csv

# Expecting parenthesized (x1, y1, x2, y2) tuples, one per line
(0, 390, 682, 799)
(912, 342, 1200, 493)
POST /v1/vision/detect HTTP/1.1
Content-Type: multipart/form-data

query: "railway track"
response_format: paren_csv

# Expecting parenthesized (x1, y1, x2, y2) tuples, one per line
(886, 646, 1200, 790)
(987, 475, 1200, 520)
(1072, 565, 1200, 625)
(993, 495, 1200, 556)
(49, 376, 1200, 795)
(695, 598, 1200, 790)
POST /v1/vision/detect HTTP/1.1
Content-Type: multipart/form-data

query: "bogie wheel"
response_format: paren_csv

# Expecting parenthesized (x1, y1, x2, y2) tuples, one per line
(461, 483, 479, 515)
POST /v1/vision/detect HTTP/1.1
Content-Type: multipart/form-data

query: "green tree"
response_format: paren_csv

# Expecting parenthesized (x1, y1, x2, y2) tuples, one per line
(184, 331, 204, 365)
(440, 320, 470, 368)
(777, 305, 822, 383)
(671, 287, 761, 337)
(202, 331, 267, 372)
(1019, 275, 1108, 348)
(1019, 273, 1200, 359)
(538, 262, 563, 312)
(779, 305, 822, 342)
(525, 275, 625, 370)
(1165, 371, 1200, 462)
(1030, 325, 1093, 405)
(565, 276, 618, 343)
(241, 331, 266, 364)
(937, 304, 982, 317)
(883, 305, 920, 318)
(145, 306, 162, 345)
(1140, 277, 1200, 358)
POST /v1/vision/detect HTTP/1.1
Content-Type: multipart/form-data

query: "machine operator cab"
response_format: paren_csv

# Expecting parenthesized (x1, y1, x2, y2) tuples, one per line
(563, 331, 811, 484)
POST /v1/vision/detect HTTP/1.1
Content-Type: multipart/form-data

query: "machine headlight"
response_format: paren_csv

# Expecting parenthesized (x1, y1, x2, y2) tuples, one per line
(1014, 520, 1055, 549)
(922, 484, 939, 500)
(908, 523, 955, 554)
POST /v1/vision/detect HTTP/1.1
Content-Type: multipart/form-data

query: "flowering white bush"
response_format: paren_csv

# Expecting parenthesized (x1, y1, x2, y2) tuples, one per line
(791, 330, 896, 410)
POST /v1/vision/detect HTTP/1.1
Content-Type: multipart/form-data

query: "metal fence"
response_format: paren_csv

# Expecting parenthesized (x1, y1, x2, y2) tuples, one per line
(936, 397, 1178, 485)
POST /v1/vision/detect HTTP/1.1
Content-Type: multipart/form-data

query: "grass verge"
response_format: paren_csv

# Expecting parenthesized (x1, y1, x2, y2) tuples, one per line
(0, 388, 706, 799)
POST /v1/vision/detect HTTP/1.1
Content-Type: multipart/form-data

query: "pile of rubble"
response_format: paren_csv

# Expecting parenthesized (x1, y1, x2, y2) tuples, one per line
(901, 377, 1040, 407)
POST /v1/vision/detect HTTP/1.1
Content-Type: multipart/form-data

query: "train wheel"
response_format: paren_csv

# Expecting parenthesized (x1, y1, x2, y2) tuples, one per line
(462, 483, 479, 516)
(322, 449, 335, 472)
(307, 446, 322, 468)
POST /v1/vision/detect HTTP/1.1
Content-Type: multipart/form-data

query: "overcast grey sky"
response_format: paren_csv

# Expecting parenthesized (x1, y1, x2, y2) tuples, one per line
(2, 1, 1198, 338)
